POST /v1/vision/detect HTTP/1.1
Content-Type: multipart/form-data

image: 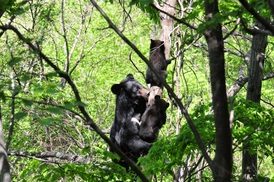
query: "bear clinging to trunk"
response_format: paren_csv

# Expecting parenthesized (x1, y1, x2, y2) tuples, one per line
(145, 39, 171, 88)
(109, 74, 150, 165)
(139, 95, 169, 143)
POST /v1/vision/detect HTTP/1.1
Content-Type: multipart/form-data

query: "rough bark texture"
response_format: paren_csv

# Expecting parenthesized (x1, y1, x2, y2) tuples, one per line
(242, 22, 267, 181)
(268, 0, 274, 18)
(159, 0, 176, 59)
(204, 0, 232, 181)
(0, 120, 11, 182)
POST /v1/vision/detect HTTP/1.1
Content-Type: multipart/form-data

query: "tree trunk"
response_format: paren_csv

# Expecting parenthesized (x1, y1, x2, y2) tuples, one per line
(0, 107, 11, 182)
(242, 22, 267, 181)
(159, 0, 176, 59)
(204, 0, 232, 181)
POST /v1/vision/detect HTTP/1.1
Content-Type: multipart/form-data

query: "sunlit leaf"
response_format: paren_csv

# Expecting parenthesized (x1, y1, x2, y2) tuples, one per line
(8, 57, 22, 67)
(46, 107, 63, 115)
(38, 118, 52, 125)
(46, 72, 58, 77)
(22, 99, 33, 106)
(75, 101, 88, 107)
(14, 112, 28, 120)
(21, 74, 31, 82)
(63, 102, 74, 110)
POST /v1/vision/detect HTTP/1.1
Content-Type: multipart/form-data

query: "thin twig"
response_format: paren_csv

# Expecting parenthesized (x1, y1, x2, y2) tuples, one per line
(5, 95, 85, 121)
(9, 150, 91, 164)
(150, 3, 197, 30)
(128, 51, 145, 79)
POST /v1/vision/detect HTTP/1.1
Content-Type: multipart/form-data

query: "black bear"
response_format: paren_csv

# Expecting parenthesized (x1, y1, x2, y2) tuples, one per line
(145, 39, 171, 88)
(119, 118, 152, 162)
(139, 95, 169, 143)
(109, 74, 150, 164)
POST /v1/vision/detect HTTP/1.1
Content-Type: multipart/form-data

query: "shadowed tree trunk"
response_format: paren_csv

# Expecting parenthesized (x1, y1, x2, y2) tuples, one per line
(0, 110, 11, 182)
(242, 22, 267, 181)
(204, 0, 232, 181)
(0, 3, 13, 182)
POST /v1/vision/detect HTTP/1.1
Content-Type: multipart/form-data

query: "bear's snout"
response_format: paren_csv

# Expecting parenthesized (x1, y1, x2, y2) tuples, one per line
(138, 87, 149, 100)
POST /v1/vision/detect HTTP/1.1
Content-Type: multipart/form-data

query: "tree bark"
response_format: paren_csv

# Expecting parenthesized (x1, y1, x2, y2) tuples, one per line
(0, 106, 11, 182)
(242, 22, 267, 181)
(158, 0, 176, 59)
(204, 0, 232, 181)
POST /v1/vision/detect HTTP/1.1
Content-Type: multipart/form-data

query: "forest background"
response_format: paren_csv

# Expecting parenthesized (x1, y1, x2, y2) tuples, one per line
(0, 0, 273, 181)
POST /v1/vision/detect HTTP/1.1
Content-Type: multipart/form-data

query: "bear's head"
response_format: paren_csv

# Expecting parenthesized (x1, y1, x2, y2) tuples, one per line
(154, 95, 169, 114)
(150, 39, 165, 54)
(111, 74, 149, 106)
(139, 95, 169, 143)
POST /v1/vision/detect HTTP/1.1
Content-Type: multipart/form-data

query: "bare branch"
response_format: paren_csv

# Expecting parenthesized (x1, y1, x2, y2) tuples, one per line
(128, 51, 145, 79)
(238, 0, 274, 34)
(227, 77, 248, 98)
(150, 3, 197, 31)
(9, 150, 91, 164)
(261, 98, 274, 108)
(263, 72, 274, 80)
(0, 105, 11, 181)
(240, 19, 273, 36)
(6, 69, 19, 151)
(61, 0, 70, 73)
(227, 72, 274, 98)
(5, 95, 85, 121)
(223, 18, 241, 40)
(0, 15, 16, 38)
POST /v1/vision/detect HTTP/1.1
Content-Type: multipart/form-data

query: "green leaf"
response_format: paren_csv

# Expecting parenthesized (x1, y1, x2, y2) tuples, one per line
(46, 72, 58, 77)
(33, 87, 44, 95)
(14, 112, 28, 120)
(38, 118, 52, 125)
(46, 107, 64, 115)
(75, 101, 88, 107)
(0, 91, 6, 102)
(22, 99, 33, 106)
(38, 118, 62, 125)
(63, 102, 74, 110)
(8, 57, 21, 67)
(81, 146, 91, 155)
(21, 75, 31, 82)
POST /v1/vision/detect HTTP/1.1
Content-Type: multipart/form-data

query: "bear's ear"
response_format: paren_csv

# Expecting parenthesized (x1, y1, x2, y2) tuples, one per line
(111, 84, 123, 94)
(150, 39, 156, 49)
(164, 102, 170, 110)
(126, 74, 134, 80)
(160, 41, 165, 52)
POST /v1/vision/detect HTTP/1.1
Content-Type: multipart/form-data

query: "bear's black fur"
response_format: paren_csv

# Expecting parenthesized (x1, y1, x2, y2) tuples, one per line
(145, 39, 170, 88)
(109, 74, 150, 164)
(119, 119, 152, 162)
(139, 95, 169, 143)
